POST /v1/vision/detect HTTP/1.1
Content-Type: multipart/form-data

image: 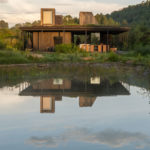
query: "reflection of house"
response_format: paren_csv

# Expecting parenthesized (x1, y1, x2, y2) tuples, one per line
(19, 78, 130, 113)
(32, 79, 71, 90)
(40, 96, 55, 113)
(79, 97, 96, 107)
(90, 77, 100, 85)
(40, 96, 62, 113)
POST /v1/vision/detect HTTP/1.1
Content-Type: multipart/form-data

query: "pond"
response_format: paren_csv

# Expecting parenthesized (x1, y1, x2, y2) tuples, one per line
(0, 64, 150, 150)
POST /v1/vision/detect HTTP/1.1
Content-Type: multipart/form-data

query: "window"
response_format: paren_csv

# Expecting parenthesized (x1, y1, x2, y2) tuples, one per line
(43, 11, 53, 25)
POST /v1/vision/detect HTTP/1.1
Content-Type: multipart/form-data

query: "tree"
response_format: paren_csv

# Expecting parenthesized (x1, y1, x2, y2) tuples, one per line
(122, 19, 128, 25)
(32, 20, 41, 26)
(95, 13, 119, 26)
(63, 15, 79, 25)
(110, 1, 150, 27)
(0, 20, 8, 29)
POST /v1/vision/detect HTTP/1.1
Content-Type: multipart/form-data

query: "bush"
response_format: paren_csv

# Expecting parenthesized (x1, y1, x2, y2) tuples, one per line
(134, 45, 150, 56)
(55, 44, 81, 53)
(107, 52, 120, 62)
(0, 40, 6, 49)
(0, 50, 29, 64)
(14, 41, 24, 50)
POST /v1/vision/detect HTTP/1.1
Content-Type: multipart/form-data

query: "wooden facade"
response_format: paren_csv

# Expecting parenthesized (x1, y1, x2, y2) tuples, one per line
(41, 8, 56, 26)
(32, 32, 71, 50)
(79, 12, 98, 25)
(55, 15, 63, 25)
(20, 8, 130, 51)
(21, 25, 130, 51)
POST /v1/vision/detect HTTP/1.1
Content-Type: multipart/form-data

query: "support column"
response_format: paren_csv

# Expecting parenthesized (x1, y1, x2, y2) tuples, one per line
(21, 31, 25, 50)
(38, 32, 39, 50)
(63, 27, 66, 43)
(85, 30, 87, 44)
(71, 32, 74, 44)
(107, 30, 109, 51)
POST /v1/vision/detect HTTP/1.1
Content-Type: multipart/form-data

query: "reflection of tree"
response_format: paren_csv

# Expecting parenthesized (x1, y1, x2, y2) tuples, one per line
(0, 64, 150, 94)
(137, 87, 150, 99)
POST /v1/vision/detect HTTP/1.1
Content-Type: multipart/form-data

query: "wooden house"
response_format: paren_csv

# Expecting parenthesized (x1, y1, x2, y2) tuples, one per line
(20, 8, 130, 52)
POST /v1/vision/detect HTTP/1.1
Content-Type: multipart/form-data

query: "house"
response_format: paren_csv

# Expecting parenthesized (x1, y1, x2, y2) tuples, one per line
(20, 8, 129, 52)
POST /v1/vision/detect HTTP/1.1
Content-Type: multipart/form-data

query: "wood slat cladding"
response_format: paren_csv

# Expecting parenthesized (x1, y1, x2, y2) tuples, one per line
(33, 32, 72, 50)
(79, 12, 98, 25)
(79, 97, 96, 107)
(41, 8, 55, 26)
(55, 15, 63, 25)
(33, 32, 39, 50)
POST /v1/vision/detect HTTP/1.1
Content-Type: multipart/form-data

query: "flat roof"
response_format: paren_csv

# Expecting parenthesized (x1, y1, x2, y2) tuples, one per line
(19, 80, 130, 97)
(20, 25, 130, 34)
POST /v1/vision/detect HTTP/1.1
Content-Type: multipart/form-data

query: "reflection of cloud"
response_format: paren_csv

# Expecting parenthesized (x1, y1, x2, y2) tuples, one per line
(28, 128, 150, 149)
(0, 0, 8, 3)
(29, 137, 58, 148)
(0, 88, 24, 107)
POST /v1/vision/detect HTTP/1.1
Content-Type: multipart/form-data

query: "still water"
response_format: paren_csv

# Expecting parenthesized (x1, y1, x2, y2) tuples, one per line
(0, 64, 150, 150)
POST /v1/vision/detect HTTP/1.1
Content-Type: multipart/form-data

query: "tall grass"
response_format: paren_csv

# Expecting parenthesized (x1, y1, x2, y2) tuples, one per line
(0, 40, 6, 49)
(0, 50, 29, 64)
(0, 47, 150, 67)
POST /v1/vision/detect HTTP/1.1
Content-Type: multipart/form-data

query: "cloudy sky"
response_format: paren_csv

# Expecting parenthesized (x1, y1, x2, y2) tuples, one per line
(0, 0, 144, 26)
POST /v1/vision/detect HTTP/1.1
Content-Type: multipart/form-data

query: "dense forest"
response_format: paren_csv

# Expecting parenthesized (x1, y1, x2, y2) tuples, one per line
(109, 0, 150, 26)
(106, 0, 150, 54)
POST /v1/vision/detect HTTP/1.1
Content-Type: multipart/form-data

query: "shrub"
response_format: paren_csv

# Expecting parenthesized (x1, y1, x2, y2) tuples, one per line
(0, 50, 29, 64)
(14, 40, 24, 50)
(0, 39, 6, 49)
(107, 52, 120, 62)
(55, 44, 81, 53)
(134, 45, 150, 56)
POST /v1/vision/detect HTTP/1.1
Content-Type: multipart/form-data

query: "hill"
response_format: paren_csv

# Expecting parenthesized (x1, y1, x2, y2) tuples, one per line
(109, 1, 150, 26)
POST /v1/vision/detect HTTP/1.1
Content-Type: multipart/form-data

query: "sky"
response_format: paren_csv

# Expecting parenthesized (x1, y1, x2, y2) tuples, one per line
(0, 0, 144, 27)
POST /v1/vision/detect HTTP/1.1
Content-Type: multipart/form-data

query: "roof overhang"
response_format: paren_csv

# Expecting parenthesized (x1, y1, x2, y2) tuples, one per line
(20, 25, 130, 34)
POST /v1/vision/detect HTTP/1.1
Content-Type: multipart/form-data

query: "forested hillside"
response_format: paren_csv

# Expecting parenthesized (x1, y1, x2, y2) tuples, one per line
(109, 0, 150, 26)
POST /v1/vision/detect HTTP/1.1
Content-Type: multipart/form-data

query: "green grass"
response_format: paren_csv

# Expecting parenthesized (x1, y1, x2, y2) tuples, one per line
(0, 49, 150, 67)
(0, 50, 29, 64)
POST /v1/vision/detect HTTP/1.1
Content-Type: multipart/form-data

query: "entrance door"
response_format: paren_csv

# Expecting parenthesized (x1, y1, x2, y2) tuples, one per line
(54, 37, 63, 46)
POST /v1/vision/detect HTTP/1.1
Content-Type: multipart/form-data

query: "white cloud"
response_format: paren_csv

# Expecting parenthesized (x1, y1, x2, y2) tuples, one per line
(0, 0, 124, 26)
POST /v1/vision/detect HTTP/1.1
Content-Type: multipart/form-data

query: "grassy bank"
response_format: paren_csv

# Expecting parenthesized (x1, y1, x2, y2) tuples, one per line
(0, 49, 150, 67)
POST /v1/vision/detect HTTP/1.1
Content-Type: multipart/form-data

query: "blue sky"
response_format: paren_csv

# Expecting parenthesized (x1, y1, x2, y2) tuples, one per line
(0, 0, 144, 26)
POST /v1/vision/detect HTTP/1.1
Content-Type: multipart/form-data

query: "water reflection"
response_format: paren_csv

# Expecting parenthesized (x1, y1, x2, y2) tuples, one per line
(19, 77, 130, 113)
(28, 128, 150, 149)
(1, 65, 150, 150)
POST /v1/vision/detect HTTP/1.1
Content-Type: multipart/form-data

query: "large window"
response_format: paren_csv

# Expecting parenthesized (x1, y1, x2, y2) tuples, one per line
(43, 11, 53, 25)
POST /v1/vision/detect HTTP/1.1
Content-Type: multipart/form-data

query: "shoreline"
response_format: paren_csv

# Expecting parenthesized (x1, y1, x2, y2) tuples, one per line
(0, 50, 150, 68)
(0, 62, 149, 71)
